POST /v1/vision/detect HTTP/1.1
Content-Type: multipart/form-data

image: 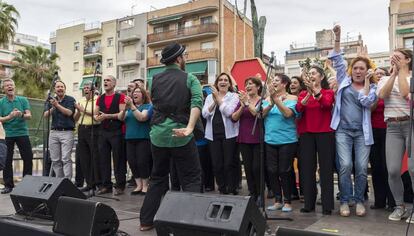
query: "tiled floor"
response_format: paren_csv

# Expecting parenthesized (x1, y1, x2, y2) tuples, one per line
(0, 179, 412, 236)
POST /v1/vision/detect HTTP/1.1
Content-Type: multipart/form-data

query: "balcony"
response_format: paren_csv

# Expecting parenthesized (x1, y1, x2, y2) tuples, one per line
(147, 23, 218, 46)
(118, 28, 141, 43)
(83, 22, 102, 38)
(83, 67, 102, 77)
(118, 52, 144, 66)
(398, 13, 414, 26)
(147, 48, 218, 67)
(83, 46, 102, 59)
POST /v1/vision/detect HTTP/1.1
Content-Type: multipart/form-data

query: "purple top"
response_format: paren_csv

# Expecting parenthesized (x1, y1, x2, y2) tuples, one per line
(233, 101, 260, 144)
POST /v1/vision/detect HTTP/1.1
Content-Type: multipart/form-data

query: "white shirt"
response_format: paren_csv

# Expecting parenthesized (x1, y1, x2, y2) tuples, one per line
(202, 92, 239, 141)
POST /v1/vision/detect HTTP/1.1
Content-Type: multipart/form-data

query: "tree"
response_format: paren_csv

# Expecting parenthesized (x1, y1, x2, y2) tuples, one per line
(12, 46, 60, 98)
(0, 1, 19, 46)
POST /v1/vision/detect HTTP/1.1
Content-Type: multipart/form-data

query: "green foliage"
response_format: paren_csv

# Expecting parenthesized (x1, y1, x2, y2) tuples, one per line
(12, 46, 60, 99)
(0, 1, 19, 45)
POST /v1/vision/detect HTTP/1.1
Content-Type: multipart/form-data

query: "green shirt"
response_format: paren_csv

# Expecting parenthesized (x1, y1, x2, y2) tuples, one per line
(0, 96, 30, 137)
(150, 64, 203, 147)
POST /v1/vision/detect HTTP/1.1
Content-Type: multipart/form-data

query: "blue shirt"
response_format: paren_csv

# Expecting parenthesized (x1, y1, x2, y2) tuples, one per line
(125, 103, 152, 140)
(47, 95, 76, 130)
(263, 99, 298, 145)
(329, 51, 377, 145)
(339, 86, 363, 130)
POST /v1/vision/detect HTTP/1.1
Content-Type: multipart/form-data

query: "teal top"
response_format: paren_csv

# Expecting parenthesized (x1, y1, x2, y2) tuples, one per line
(149, 64, 203, 147)
(125, 103, 152, 140)
(263, 99, 298, 145)
(0, 96, 30, 137)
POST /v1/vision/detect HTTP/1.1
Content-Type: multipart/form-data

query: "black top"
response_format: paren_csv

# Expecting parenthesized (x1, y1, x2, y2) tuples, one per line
(48, 95, 76, 130)
(98, 93, 122, 132)
(212, 106, 225, 139)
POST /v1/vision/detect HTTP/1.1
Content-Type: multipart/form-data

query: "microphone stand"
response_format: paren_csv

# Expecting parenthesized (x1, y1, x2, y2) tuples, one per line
(78, 61, 119, 201)
(252, 52, 293, 222)
(36, 72, 59, 176)
(408, 41, 414, 160)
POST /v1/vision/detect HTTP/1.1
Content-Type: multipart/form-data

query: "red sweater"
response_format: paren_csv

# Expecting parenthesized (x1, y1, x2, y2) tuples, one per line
(371, 99, 386, 129)
(296, 89, 334, 134)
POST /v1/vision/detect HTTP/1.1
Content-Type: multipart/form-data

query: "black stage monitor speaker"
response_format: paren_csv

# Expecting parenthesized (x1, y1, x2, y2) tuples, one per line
(53, 196, 119, 236)
(276, 227, 341, 236)
(154, 191, 266, 236)
(0, 219, 61, 236)
(10, 175, 86, 220)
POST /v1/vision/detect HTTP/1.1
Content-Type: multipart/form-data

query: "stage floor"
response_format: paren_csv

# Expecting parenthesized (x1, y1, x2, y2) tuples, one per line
(0, 180, 412, 236)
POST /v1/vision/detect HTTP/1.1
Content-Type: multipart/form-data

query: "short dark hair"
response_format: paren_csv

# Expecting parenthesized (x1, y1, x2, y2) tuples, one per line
(131, 86, 150, 104)
(310, 65, 330, 89)
(55, 80, 66, 89)
(394, 48, 413, 70)
(214, 72, 234, 93)
(244, 77, 263, 95)
(274, 73, 291, 92)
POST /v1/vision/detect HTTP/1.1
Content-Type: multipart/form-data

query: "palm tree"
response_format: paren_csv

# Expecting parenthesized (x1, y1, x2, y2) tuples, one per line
(12, 46, 60, 98)
(0, 1, 19, 46)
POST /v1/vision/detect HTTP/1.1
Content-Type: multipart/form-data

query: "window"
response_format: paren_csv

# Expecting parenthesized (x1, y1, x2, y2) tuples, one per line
(107, 37, 113, 47)
(120, 19, 134, 29)
(201, 41, 214, 50)
(200, 16, 213, 25)
(123, 70, 135, 80)
(154, 49, 162, 57)
(73, 62, 79, 71)
(51, 43, 56, 54)
(74, 42, 80, 51)
(73, 82, 79, 92)
(107, 59, 113, 68)
(154, 26, 164, 34)
(404, 37, 414, 49)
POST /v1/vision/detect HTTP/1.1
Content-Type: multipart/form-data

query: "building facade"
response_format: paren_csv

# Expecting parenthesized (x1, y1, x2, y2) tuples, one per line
(0, 33, 50, 80)
(50, 20, 117, 99)
(389, 0, 414, 50)
(284, 29, 365, 77)
(146, 0, 254, 85)
(369, 51, 391, 70)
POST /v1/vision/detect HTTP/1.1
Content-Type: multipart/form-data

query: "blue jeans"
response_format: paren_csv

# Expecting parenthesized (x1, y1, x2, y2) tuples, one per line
(336, 129, 371, 204)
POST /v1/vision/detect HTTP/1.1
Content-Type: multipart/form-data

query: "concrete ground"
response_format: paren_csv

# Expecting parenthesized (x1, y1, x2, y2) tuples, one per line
(0, 177, 412, 236)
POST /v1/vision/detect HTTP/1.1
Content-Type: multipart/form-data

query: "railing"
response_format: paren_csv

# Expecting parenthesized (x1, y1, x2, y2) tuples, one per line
(83, 46, 101, 55)
(148, 23, 218, 43)
(147, 48, 217, 67)
(119, 27, 141, 41)
(118, 52, 144, 63)
(398, 13, 414, 25)
(85, 21, 102, 31)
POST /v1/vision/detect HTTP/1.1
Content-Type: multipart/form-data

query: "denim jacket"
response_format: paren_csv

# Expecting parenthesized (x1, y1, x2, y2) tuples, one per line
(329, 51, 377, 145)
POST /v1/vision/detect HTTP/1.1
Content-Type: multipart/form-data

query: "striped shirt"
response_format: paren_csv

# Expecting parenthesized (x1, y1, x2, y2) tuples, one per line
(376, 76, 410, 121)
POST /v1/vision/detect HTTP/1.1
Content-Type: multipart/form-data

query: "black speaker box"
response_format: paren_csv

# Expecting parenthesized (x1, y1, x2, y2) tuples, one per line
(154, 191, 266, 236)
(0, 219, 61, 236)
(276, 227, 340, 236)
(10, 175, 86, 220)
(53, 196, 119, 236)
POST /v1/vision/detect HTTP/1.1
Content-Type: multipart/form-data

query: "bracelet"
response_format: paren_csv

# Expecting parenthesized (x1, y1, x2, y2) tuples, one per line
(314, 92, 321, 98)
(21, 113, 24, 118)
(131, 109, 137, 112)
(335, 40, 340, 42)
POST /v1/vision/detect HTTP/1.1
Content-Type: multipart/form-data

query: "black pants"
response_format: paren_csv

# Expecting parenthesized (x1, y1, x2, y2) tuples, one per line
(299, 132, 335, 211)
(77, 125, 101, 188)
(266, 142, 297, 204)
(98, 130, 126, 189)
(140, 139, 201, 225)
(126, 139, 151, 179)
(370, 128, 395, 207)
(209, 137, 238, 193)
(4, 136, 33, 188)
(239, 143, 260, 197)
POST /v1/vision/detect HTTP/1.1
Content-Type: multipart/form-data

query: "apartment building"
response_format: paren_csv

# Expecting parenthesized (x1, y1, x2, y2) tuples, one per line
(389, 0, 414, 50)
(0, 33, 50, 80)
(50, 20, 117, 99)
(284, 29, 365, 77)
(146, 0, 254, 85)
(116, 13, 147, 90)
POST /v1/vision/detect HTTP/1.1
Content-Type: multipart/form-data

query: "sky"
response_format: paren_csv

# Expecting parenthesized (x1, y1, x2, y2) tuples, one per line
(7, 0, 390, 63)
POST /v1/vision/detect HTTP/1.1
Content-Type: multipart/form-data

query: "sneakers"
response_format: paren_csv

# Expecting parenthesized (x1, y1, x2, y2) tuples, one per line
(340, 204, 350, 217)
(282, 204, 292, 212)
(267, 202, 283, 211)
(356, 203, 366, 217)
(388, 206, 407, 221)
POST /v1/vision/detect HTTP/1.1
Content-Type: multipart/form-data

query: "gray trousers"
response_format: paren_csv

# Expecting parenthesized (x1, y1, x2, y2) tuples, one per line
(49, 130, 74, 179)
(386, 120, 414, 206)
